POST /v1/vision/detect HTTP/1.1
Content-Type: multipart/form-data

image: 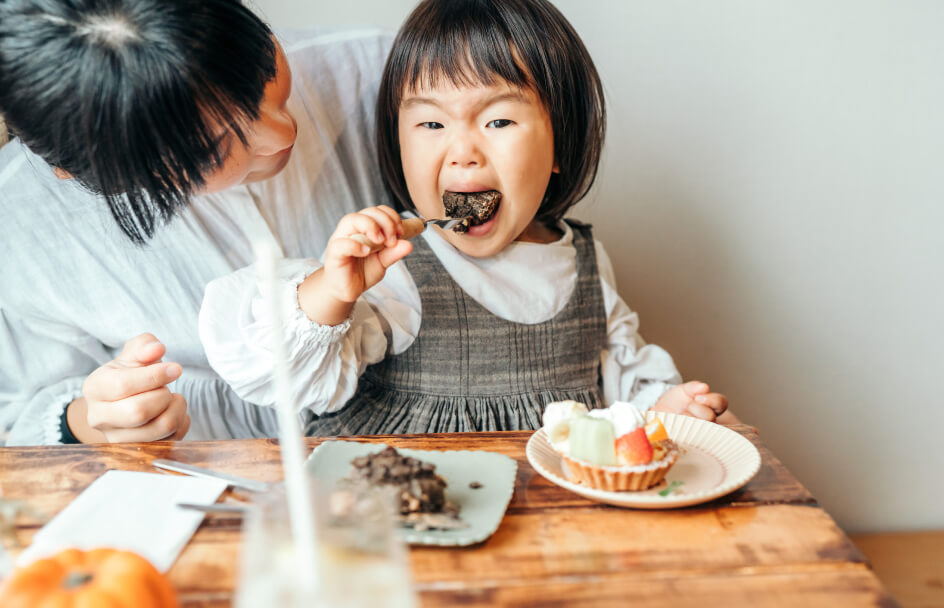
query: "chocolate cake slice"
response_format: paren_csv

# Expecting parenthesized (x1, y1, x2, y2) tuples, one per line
(442, 190, 501, 233)
(344, 446, 465, 530)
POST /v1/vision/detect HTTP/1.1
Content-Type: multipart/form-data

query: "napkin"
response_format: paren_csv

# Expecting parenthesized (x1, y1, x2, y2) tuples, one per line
(17, 470, 227, 572)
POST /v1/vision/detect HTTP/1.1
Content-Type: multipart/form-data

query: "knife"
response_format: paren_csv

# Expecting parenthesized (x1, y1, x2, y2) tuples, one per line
(152, 458, 273, 493)
(176, 502, 248, 514)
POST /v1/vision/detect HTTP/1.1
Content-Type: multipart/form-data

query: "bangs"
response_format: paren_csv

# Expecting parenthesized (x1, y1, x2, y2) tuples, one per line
(399, 21, 533, 96)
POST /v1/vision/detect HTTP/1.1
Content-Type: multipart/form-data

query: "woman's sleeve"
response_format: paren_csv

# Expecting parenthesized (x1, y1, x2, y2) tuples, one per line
(199, 257, 419, 416)
(1, 307, 105, 446)
(595, 241, 683, 410)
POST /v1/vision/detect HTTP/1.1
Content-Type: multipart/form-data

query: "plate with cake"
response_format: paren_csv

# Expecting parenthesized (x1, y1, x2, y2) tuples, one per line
(306, 441, 516, 546)
(527, 402, 761, 509)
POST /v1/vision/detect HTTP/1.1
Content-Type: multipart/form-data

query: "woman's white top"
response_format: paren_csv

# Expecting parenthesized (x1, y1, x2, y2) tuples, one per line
(199, 220, 683, 418)
(0, 27, 394, 445)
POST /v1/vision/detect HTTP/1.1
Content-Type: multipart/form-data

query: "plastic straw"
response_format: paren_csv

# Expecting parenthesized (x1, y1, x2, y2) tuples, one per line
(253, 240, 319, 595)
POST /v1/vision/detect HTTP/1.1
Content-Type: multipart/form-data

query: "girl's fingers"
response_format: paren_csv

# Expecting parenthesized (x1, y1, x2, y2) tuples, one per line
(362, 240, 413, 286)
(376, 239, 412, 268)
(325, 236, 373, 262)
(330, 207, 406, 253)
(332, 212, 386, 246)
(695, 392, 729, 414)
(331, 212, 366, 237)
(681, 380, 709, 398)
(368, 204, 403, 227)
(353, 207, 402, 247)
(686, 401, 717, 421)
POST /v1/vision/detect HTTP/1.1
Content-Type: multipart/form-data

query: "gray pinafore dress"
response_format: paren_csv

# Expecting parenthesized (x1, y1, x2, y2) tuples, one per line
(305, 220, 606, 436)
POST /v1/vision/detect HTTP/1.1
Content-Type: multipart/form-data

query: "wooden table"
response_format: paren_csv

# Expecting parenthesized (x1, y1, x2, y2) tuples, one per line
(0, 427, 896, 607)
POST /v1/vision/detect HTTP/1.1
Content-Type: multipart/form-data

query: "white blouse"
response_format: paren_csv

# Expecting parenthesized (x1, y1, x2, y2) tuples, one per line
(0, 26, 394, 445)
(200, 220, 683, 417)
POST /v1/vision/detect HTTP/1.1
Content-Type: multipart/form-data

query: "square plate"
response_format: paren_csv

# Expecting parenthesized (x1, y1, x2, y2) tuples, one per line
(306, 440, 517, 546)
(527, 411, 761, 509)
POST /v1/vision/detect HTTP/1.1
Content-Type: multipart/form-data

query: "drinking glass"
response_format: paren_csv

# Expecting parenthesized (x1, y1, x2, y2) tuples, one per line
(234, 478, 416, 608)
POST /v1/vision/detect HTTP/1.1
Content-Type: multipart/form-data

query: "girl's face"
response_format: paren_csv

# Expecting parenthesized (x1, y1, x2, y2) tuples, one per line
(398, 78, 559, 258)
(201, 42, 298, 193)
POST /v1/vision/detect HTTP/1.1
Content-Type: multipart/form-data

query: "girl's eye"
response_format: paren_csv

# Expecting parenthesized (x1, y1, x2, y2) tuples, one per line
(420, 122, 444, 130)
(486, 119, 514, 129)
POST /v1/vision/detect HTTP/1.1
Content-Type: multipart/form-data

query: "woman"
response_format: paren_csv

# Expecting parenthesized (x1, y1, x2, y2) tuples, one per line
(0, 0, 391, 444)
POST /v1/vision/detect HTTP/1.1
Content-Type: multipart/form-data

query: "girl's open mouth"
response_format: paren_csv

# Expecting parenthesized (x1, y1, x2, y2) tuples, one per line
(442, 190, 501, 233)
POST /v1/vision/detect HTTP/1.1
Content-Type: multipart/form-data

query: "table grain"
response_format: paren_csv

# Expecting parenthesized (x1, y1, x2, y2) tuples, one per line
(0, 427, 897, 607)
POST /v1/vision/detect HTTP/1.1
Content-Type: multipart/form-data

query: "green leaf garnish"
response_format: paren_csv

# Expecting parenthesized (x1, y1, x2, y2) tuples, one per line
(659, 480, 685, 496)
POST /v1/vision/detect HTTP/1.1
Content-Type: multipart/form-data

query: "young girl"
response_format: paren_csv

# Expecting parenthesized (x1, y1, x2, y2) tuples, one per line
(200, 0, 728, 435)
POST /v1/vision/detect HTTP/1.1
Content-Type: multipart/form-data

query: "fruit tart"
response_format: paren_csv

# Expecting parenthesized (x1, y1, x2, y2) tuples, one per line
(542, 401, 679, 491)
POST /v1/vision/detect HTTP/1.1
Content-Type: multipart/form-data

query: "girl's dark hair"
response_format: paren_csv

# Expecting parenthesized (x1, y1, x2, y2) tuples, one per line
(376, 0, 606, 224)
(0, 0, 276, 244)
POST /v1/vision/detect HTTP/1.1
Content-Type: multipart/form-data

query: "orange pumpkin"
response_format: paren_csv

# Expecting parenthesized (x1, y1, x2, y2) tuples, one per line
(0, 547, 178, 608)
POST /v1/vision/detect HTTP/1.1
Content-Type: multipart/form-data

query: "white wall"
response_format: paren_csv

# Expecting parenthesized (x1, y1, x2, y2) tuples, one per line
(252, 0, 944, 534)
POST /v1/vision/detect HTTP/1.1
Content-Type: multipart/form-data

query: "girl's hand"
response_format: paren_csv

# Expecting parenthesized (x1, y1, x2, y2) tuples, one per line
(297, 206, 412, 325)
(323, 206, 411, 302)
(652, 381, 728, 422)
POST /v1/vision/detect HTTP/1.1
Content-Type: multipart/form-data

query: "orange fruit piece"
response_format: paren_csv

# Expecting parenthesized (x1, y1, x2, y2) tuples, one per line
(645, 418, 669, 443)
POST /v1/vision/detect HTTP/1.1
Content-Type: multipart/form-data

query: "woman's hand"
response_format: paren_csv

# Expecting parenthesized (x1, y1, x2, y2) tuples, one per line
(652, 381, 728, 422)
(298, 206, 412, 325)
(67, 333, 191, 443)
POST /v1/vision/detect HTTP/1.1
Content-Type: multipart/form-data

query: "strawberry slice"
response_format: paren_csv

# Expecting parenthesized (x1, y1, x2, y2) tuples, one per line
(615, 427, 653, 465)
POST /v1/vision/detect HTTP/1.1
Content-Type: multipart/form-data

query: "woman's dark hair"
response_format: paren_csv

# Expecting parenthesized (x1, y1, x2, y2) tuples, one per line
(376, 0, 606, 224)
(0, 0, 276, 244)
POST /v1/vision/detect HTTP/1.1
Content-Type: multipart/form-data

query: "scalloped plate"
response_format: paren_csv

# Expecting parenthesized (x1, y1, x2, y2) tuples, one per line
(306, 440, 517, 546)
(527, 411, 761, 509)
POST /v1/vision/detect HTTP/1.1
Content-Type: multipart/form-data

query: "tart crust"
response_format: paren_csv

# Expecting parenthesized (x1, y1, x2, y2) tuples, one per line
(562, 440, 680, 491)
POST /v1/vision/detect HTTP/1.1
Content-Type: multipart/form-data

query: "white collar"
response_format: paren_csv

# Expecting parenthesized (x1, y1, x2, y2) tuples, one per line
(418, 218, 578, 324)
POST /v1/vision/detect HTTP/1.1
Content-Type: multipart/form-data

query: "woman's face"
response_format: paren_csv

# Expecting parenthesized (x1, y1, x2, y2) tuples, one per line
(397, 78, 558, 258)
(200, 42, 298, 193)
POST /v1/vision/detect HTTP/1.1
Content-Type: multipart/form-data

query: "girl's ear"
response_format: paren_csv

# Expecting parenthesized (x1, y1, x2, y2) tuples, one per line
(52, 167, 73, 180)
(552, 161, 560, 174)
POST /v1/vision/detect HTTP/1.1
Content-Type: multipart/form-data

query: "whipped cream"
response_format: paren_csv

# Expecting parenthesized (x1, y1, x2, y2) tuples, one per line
(543, 400, 649, 454)
(587, 401, 646, 438)
(542, 401, 589, 451)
